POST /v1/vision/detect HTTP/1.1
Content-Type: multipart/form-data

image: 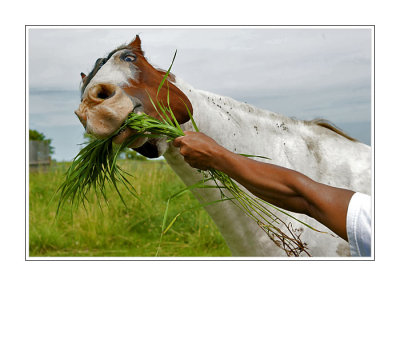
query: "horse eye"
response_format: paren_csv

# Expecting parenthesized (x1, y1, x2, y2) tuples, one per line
(123, 55, 136, 62)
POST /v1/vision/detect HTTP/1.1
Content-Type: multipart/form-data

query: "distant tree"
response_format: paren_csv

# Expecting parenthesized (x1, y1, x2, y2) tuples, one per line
(29, 129, 55, 155)
(29, 130, 46, 141)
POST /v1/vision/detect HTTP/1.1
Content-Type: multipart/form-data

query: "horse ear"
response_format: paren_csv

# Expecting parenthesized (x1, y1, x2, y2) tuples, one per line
(128, 35, 144, 55)
(80, 72, 87, 80)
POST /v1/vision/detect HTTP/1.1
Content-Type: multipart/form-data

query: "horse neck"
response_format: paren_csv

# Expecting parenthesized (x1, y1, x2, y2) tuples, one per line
(174, 78, 304, 166)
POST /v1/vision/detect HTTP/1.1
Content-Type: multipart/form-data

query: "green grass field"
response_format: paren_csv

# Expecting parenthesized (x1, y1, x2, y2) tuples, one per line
(29, 160, 231, 257)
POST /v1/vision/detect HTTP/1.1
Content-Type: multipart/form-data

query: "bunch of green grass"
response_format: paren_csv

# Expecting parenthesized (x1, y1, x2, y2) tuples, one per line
(57, 53, 326, 256)
(55, 133, 133, 213)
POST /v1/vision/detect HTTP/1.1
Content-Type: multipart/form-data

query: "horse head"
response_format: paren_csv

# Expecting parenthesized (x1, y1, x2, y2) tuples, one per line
(75, 35, 193, 157)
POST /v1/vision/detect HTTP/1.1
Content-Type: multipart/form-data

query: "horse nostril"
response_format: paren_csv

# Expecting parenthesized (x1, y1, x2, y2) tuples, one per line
(91, 84, 117, 101)
(97, 84, 116, 99)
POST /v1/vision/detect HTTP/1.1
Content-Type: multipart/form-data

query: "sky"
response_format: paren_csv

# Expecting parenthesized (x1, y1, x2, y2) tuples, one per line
(28, 27, 372, 161)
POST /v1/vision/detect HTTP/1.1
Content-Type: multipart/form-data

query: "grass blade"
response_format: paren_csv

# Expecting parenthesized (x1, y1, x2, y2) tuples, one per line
(157, 50, 177, 98)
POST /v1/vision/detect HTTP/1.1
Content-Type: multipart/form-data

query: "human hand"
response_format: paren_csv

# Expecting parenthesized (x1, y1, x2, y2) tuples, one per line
(173, 131, 225, 170)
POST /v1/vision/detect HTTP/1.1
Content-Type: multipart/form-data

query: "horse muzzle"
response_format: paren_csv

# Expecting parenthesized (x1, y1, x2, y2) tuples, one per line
(74, 83, 147, 147)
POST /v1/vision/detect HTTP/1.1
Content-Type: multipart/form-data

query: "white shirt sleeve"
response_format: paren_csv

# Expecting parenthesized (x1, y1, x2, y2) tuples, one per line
(346, 192, 372, 257)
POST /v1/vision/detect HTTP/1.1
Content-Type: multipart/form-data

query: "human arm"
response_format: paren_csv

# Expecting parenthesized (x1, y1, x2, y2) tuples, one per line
(173, 131, 354, 241)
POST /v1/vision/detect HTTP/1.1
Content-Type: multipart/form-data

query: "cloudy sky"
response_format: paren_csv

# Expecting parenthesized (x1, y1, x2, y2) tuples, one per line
(28, 27, 372, 161)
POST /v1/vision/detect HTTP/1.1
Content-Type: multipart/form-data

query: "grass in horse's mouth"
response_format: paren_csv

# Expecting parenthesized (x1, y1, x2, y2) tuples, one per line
(115, 127, 126, 136)
(55, 97, 187, 217)
(55, 52, 324, 257)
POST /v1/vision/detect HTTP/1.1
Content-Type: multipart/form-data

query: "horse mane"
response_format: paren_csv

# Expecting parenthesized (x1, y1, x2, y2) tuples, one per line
(306, 118, 357, 142)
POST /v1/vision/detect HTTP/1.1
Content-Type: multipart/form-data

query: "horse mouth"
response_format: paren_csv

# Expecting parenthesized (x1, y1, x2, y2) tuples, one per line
(112, 126, 136, 145)
(112, 103, 146, 146)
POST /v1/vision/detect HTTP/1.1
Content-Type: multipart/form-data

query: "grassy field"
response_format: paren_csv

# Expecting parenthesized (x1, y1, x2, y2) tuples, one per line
(29, 160, 231, 257)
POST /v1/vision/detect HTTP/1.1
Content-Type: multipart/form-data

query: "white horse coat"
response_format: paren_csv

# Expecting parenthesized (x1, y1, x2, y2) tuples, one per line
(162, 78, 371, 257)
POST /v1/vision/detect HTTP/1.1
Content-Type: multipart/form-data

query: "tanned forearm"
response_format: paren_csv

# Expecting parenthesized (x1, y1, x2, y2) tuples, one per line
(210, 146, 353, 241)
(211, 146, 313, 215)
(173, 132, 354, 241)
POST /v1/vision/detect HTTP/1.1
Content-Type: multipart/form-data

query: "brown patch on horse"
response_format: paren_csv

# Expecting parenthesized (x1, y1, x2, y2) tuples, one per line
(307, 119, 357, 142)
(80, 35, 190, 124)
(128, 34, 144, 54)
(121, 36, 191, 124)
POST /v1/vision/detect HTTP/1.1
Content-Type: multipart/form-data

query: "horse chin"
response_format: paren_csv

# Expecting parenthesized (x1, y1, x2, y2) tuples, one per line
(112, 127, 149, 147)
(133, 137, 169, 159)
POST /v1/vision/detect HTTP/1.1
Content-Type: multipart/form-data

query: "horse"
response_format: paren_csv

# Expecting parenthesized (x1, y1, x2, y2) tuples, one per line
(75, 35, 371, 257)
